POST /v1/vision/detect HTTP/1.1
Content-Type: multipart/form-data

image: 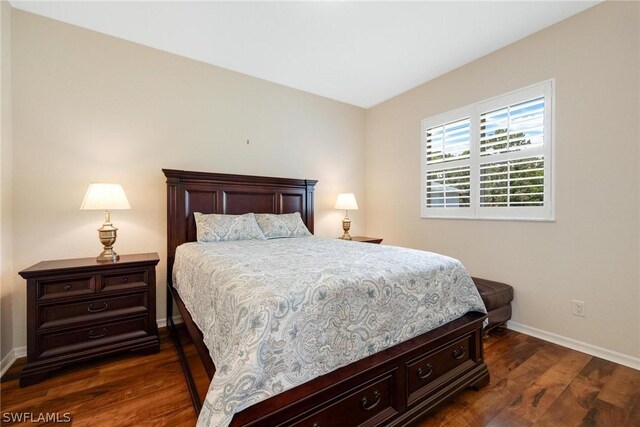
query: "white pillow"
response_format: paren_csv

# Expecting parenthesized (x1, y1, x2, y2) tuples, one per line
(194, 212, 265, 242)
(255, 212, 312, 239)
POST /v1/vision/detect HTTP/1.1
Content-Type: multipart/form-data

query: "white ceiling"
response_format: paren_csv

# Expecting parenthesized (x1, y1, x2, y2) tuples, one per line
(11, 1, 600, 108)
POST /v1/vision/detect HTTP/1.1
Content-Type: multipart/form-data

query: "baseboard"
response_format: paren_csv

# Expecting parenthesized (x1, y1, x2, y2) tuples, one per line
(157, 316, 183, 328)
(1, 346, 26, 378)
(0, 349, 16, 378)
(508, 321, 640, 370)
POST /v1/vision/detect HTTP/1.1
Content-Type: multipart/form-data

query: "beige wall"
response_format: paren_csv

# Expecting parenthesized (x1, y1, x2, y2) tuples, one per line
(5, 2, 640, 362)
(8, 10, 366, 350)
(1, 0, 14, 362)
(366, 1, 640, 358)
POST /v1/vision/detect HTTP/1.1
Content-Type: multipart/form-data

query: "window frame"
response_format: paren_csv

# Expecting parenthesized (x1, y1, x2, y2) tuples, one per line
(420, 79, 555, 221)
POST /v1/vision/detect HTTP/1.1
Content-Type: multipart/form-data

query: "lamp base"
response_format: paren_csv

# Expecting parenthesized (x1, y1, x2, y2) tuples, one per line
(96, 214, 120, 262)
(339, 217, 352, 240)
(97, 248, 120, 262)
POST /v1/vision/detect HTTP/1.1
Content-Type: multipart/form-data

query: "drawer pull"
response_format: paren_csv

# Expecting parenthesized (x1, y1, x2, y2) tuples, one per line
(63, 284, 72, 291)
(87, 302, 109, 313)
(452, 346, 466, 360)
(417, 364, 433, 379)
(123, 277, 129, 283)
(361, 390, 381, 411)
(87, 328, 108, 339)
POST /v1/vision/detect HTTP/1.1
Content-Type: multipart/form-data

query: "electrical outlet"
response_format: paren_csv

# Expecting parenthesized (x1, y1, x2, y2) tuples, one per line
(572, 300, 586, 317)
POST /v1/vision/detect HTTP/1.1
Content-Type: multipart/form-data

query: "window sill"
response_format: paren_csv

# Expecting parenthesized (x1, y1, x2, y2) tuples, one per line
(420, 215, 556, 222)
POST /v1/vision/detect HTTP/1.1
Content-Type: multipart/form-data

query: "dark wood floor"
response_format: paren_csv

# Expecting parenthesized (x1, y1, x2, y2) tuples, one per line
(1, 328, 639, 426)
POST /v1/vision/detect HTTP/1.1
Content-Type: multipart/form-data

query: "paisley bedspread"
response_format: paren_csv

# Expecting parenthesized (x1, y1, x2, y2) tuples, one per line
(172, 236, 486, 427)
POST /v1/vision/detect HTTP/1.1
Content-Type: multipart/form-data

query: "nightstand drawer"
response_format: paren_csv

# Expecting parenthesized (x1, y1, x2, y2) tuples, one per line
(38, 316, 149, 358)
(38, 292, 148, 329)
(100, 270, 148, 292)
(37, 276, 96, 301)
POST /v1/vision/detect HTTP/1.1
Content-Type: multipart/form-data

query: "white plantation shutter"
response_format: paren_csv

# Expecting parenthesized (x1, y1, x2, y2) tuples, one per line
(479, 97, 545, 156)
(425, 166, 471, 207)
(421, 80, 553, 220)
(475, 83, 552, 219)
(479, 157, 545, 206)
(422, 109, 474, 217)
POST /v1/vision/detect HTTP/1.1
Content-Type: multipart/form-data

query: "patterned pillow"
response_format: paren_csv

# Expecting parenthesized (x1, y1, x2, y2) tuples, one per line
(194, 213, 266, 242)
(255, 212, 312, 239)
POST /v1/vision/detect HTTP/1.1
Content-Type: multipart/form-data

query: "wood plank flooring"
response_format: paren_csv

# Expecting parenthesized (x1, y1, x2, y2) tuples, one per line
(1, 328, 639, 426)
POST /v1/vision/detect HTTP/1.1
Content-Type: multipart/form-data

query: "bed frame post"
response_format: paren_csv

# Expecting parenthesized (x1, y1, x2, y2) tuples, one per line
(305, 180, 315, 234)
(165, 173, 178, 334)
(164, 173, 203, 412)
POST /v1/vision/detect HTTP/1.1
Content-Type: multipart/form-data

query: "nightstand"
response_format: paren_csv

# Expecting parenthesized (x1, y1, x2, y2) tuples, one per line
(18, 253, 160, 386)
(350, 236, 383, 244)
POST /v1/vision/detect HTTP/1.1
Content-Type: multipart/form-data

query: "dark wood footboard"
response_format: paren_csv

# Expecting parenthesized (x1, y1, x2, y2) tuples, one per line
(168, 282, 488, 426)
(233, 311, 488, 427)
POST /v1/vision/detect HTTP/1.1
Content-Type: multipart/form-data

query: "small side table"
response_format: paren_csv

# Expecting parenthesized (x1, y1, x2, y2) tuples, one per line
(349, 236, 383, 244)
(18, 253, 160, 386)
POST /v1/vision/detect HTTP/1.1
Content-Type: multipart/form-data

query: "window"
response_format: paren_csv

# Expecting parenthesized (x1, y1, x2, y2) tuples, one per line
(421, 80, 553, 220)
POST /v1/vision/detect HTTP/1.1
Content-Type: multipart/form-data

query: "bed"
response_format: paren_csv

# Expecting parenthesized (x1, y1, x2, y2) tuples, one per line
(163, 169, 489, 427)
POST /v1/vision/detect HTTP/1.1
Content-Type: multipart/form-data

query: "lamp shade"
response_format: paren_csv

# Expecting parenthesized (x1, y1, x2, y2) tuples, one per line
(334, 193, 358, 210)
(80, 183, 131, 210)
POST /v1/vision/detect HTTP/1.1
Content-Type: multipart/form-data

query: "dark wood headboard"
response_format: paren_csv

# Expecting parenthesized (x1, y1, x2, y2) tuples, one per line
(163, 169, 318, 285)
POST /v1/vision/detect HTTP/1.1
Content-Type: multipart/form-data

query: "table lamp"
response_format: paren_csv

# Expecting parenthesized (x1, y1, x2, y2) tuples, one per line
(335, 193, 358, 240)
(80, 183, 131, 261)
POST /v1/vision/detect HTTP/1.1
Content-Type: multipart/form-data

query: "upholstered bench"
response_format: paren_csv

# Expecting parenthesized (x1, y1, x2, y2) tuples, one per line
(472, 277, 514, 334)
